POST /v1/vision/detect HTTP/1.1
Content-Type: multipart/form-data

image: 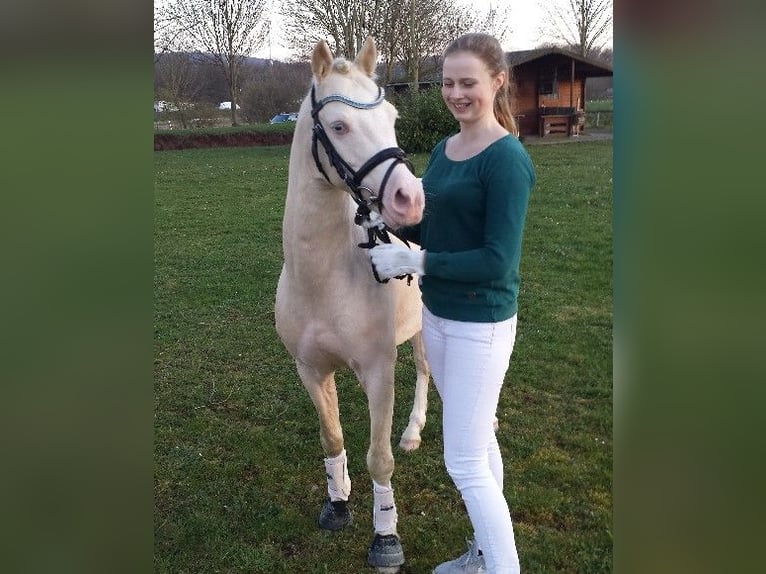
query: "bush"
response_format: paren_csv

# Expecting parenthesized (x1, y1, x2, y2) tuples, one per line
(188, 103, 221, 128)
(391, 86, 457, 154)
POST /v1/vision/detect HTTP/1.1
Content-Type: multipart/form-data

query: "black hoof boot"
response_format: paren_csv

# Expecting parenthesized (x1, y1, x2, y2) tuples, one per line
(318, 499, 352, 531)
(367, 533, 405, 571)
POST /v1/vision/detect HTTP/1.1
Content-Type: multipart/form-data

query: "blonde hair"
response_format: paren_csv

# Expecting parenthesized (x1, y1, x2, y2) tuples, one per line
(444, 33, 518, 136)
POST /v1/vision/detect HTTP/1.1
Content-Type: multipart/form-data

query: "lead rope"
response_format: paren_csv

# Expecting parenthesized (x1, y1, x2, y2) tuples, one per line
(355, 211, 413, 286)
(352, 160, 414, 286)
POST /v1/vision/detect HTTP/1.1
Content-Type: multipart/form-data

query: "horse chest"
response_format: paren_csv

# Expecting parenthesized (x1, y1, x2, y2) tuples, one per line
(295, 313, 382, 370)
(277, 276, 385, 358)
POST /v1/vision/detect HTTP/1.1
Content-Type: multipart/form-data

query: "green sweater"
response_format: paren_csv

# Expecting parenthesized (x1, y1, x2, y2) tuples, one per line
(401, 134, 535, 322)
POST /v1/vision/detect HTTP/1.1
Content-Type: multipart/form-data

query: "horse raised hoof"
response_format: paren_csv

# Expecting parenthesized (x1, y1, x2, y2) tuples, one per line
(398, 436, 421, 451)
(367, 533, 405, 572)
(318, 499, 353, 531)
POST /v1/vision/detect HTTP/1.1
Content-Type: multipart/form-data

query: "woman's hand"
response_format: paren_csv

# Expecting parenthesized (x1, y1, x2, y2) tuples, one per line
(369, 244, 426, 279)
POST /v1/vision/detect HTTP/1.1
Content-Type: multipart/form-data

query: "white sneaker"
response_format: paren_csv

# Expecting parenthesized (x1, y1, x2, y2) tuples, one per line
(432, 539, 487, 573)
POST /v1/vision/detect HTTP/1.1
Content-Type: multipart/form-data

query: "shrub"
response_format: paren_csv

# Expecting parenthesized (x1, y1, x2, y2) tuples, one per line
(188, 103, 221, 128)
(392, 86, 457, 154)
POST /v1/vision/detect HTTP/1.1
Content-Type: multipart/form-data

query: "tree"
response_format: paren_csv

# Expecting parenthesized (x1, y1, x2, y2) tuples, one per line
(279, 0, 376, 60)
(374, 0, 409, 83)
(281, 0, 478, 86)
(154, 52, 203, 129)
(399, 0, 479, 87)
(539, 0, 613, 58)
(239, 61, 312, 122)
(159, 0, 270, 125)
(475, 1, 513, 47)
(378, 0, 506, 86)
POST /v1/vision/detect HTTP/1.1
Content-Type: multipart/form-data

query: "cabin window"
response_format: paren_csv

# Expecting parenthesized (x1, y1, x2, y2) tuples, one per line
(539, 66, 558, 96)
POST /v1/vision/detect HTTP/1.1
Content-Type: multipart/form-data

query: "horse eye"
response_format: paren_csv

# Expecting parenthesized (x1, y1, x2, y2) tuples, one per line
(330, 122, 348, 134)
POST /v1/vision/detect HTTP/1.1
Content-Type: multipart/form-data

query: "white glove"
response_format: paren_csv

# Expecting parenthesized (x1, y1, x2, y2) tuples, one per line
(369, 243, 426, 279)
(361, 210, 386, 230)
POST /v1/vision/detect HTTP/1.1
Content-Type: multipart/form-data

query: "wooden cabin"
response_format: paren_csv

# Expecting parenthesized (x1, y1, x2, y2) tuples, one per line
(385, 48, 613, 138)
(507, 48, 613, 138)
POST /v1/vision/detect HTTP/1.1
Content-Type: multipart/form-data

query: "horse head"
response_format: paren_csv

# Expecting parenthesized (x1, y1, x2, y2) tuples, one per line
(308, 37, 424, 230)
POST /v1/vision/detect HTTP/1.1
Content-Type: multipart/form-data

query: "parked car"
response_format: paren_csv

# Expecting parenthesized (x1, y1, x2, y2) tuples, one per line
(269, 112, 299, 124)
(218, 101, 241, 110)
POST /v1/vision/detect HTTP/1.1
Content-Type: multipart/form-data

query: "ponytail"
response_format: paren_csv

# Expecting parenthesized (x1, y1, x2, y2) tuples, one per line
(495, 80, 518, 136)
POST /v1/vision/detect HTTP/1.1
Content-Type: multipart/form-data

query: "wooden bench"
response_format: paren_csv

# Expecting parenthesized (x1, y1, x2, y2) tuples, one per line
(539, 114, 572, 137)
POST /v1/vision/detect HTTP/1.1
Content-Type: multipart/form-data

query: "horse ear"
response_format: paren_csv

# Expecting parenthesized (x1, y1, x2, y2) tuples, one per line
(312, 40, 334, 81)
(355, 36, 377, 78)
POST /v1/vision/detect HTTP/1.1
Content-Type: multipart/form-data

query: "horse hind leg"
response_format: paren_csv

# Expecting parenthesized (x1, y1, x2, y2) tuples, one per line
(399, 330, 430, 451)
(295, 361, 352, 530)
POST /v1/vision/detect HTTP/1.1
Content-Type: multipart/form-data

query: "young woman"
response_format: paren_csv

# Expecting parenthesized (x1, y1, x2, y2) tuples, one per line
(369, 33, 536, 573)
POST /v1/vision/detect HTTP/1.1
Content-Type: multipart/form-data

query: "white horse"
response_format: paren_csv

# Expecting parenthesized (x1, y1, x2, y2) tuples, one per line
(274, 38, 430, 571)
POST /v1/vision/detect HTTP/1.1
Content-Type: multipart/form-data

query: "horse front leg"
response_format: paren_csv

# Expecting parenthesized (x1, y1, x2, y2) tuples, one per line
(399, 330, 430, 451)
(295, 361, 353, 531)
(362, 360, 406, 572)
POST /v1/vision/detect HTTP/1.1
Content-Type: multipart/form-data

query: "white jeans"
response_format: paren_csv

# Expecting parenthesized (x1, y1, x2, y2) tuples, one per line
(423, 306, 521, 574)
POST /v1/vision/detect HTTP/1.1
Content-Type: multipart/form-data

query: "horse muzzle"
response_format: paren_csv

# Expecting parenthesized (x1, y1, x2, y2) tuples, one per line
(380, 169, 424, 229)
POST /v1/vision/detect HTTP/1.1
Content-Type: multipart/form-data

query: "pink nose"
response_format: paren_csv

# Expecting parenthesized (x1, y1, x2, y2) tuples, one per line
(393, 188, 412, 213)
(380, 166, 424, 227)
(390, 187, 424, 223)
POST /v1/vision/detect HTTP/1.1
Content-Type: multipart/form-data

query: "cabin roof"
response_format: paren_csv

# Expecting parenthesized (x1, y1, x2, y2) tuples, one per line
(507, 48, 613, 76)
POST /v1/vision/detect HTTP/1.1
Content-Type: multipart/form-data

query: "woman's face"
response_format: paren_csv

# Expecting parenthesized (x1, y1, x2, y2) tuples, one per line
(441, 51, 504, 125)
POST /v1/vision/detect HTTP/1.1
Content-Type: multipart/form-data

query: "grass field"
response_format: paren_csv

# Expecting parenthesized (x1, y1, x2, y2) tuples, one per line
(584, 100, 613, 130)
(585, 100, 613, 112)
(154, 140, 613, 573)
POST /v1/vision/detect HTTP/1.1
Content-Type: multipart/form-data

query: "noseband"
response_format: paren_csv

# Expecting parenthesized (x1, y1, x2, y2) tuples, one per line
(310, 84, 415, 284)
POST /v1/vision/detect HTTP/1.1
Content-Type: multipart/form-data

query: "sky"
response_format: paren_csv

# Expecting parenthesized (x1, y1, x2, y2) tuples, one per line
(253, 1, 608, 60)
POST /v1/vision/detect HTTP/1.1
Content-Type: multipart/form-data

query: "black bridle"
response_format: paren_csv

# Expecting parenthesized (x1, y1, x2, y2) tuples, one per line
(310, 84, 414, 284)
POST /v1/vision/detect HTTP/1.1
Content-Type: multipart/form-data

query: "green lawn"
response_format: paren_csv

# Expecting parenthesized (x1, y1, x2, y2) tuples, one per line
(154, 140, 613, 573)
(585, 100, 613, 130)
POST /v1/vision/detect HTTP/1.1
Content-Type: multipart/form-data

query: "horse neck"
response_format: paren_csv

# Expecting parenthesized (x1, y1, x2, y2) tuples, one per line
(283, 121, 361, 281)
(285, 179, 356, 246)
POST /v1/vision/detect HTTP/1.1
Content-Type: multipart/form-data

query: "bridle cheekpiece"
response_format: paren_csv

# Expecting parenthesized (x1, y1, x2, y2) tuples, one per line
(309, 83, 415, 284)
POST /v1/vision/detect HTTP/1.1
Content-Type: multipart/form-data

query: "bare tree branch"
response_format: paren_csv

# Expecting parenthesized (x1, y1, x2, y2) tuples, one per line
(474, 2, 513, 46)
(279, 0, 375, 60)
(538, 0, 613, 57)
(155, 53, 204, 128)
(280, 0, 479, 86)
(159, 0, 270, 125)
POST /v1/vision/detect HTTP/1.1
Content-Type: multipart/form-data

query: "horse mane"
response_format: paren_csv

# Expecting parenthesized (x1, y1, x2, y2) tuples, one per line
(332, 59, 351, 74)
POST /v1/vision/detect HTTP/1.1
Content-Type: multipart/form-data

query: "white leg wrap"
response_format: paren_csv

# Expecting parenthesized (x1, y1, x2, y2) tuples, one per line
(324, 449, 351, 502)
(372, 480, 398, 536)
